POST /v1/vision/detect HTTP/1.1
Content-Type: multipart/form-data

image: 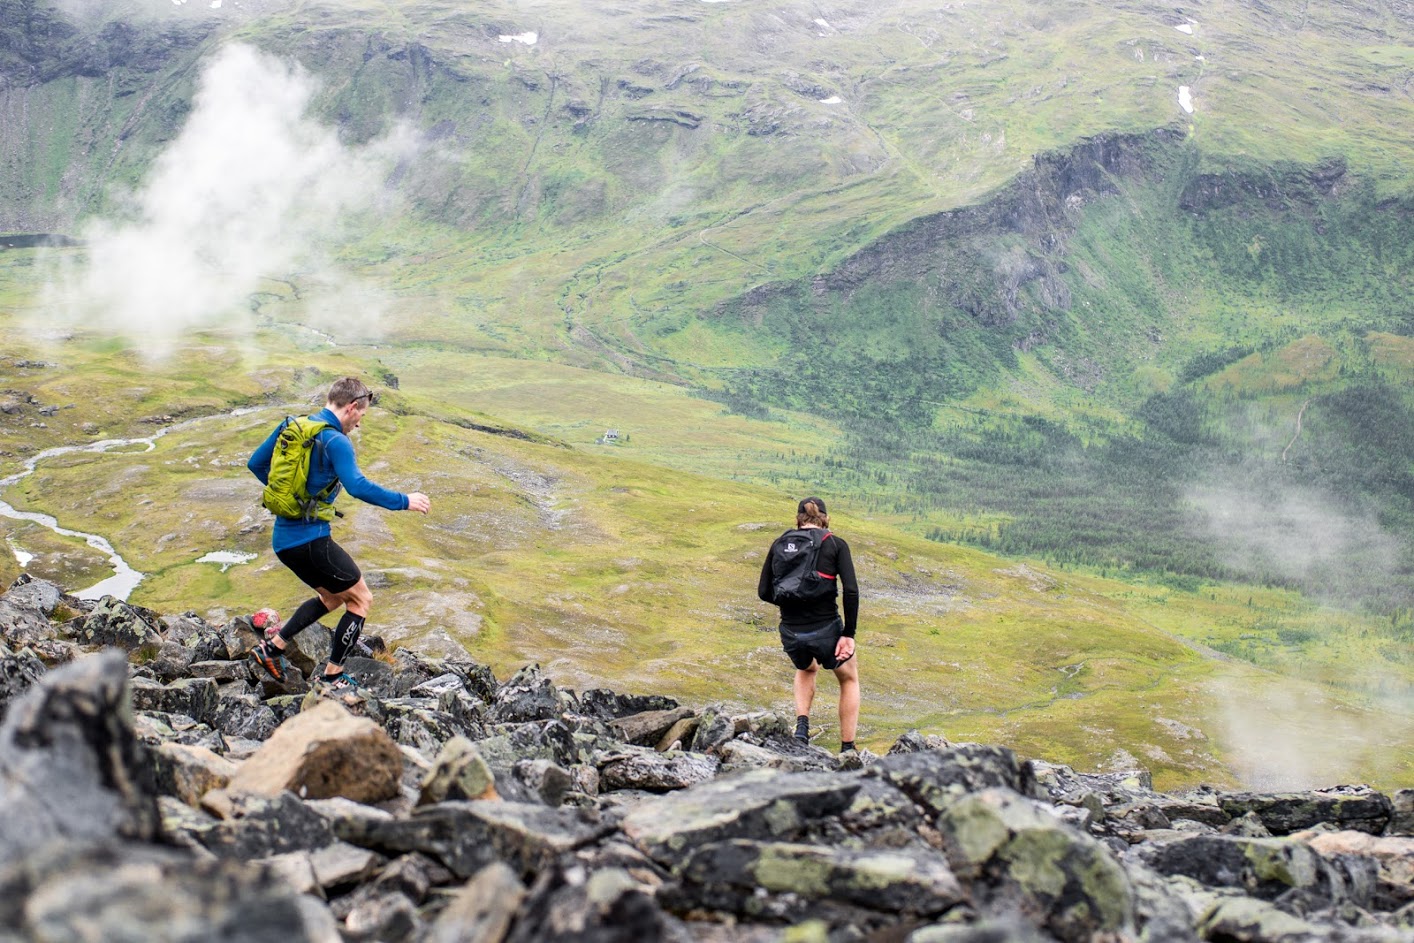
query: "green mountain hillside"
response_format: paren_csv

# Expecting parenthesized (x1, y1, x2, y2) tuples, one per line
(2, 0, 1412, 788)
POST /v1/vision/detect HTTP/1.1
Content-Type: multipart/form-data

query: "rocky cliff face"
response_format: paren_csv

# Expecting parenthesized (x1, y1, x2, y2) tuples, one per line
(1, 572, 1411, 942)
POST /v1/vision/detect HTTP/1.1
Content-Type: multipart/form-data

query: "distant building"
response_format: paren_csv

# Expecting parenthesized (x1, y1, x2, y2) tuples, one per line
(597, 428, 621, 445)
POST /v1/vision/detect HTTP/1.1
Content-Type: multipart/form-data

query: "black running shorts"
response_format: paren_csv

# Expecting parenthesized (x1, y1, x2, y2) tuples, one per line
(780, 617, 846, 671)
(276, 536, 362, 594)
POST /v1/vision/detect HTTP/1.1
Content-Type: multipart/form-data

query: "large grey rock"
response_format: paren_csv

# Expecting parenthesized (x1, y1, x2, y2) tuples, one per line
(71, 596, 163, 651)
(1391, 789, 1414, 837)
(675, 839, 966, 918)
(935, 787, 1134, 943)
(129, 676, 219, 726)
(0, 600, 57, 648)
(621, 769, 860, 863)
(343, 889, 419, 942)
(211, 692, 278, 741)
(1133, 833, 1367, 906)
(513, 758, 574, 807)
(0, 650, 159, 869)
(152, 742, 238, 806)
(419, 736, 498, 804)
(578, 688, 680, 720)
(600, 748, 720, 793)
(1299, 830, 1414, 908)
(487, 664, 572, 723)
(183, 790, 336, 860)
(424, 862, 526, 943)
(337, 800, 614, 879)
(869, 743, 1043, 815)
(382, 699, 465, 753)
(505, 866, 669, 943)
(606, 706, 695, 746)
(476, 719, 583, 769)
(0, 841, 340, 943)
(1218, 787, 1392, 836)
(0, 641, 46, 722)
(1, 574, 63, 614)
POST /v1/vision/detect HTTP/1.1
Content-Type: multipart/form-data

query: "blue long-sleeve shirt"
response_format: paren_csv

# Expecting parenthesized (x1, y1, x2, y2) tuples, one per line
(248, 407, 409, 553)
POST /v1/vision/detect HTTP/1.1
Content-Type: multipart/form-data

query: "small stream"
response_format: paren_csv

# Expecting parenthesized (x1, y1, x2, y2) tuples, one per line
(0, 406, 274, 600)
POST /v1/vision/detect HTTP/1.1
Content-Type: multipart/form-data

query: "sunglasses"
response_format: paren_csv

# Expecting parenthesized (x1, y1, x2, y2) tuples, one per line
(354, 390, 379, 407)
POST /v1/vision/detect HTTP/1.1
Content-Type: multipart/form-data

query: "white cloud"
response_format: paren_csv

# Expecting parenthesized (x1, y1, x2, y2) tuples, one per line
(47, 43, 410, 354)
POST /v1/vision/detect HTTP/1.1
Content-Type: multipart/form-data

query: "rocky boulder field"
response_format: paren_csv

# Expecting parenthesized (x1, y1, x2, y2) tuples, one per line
(0, 573, 1411, 943)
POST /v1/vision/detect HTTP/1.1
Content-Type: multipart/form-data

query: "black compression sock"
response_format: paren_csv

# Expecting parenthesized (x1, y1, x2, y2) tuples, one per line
(328, 611, 366, 667)
(277, 596, 331, 644)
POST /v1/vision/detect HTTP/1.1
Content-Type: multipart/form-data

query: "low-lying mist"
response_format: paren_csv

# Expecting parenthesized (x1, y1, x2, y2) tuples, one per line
(39, 42, 413, 354)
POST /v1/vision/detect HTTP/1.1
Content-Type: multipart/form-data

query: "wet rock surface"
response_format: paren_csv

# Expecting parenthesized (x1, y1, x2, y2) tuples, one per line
(0, 577, 1411, 942)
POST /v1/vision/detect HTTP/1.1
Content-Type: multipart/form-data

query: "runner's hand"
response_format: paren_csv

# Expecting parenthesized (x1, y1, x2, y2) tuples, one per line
(407, 492, 431, 514)
(835, 636, 855, 662)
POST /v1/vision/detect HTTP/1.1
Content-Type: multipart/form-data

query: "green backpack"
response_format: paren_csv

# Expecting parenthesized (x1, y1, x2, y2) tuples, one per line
(261, 417, 342, 522)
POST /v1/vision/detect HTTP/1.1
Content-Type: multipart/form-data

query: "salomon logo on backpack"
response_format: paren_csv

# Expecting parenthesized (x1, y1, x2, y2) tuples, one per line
(768, 528, 836, 604)
(260, 417, 342, 522)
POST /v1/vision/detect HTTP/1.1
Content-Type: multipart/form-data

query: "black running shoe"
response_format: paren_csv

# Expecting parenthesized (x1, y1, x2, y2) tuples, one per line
(249, 640, 288, 682)
(794, 717, 810, 743)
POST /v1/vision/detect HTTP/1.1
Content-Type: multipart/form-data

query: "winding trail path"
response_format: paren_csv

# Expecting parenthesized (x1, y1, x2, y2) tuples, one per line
(1281, 399, 1311, 463)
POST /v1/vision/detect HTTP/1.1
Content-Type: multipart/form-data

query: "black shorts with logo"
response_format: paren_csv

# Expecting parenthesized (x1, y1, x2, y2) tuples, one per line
(780, 617, 847, 671)
(276, 536, 362, 594)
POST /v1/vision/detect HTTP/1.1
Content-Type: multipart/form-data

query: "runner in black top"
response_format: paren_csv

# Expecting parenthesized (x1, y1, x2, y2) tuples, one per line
(758, 497, 862, 753)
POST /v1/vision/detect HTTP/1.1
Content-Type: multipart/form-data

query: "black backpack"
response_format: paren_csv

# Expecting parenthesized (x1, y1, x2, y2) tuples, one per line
(768, 528, 837, 604)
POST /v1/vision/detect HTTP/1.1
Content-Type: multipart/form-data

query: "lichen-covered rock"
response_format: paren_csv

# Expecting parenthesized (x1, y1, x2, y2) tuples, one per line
(129, 676, 219, 726)
(600, 748, 720, 793)
(0, 641, 46, 722)
(187, 790, 337, 860)
(488, 665, 573, 724)
(211, 691, 278, 741)
(0, 841, 341, 943)
(71, 596, 162, 651)
(419, 736, 498, 804)
(0, 598, 57, 648)
(1218, 787, 1392, 836)
(382, 699, 465, 753)
(1133, 833, 1367, 907)
(224, 699, 402, 803)
(578, 688, 680, 720)
(675, 839, 966, 917)
(1, 574, 63, 614)
(935, 787, 1134, 943)
(621, 769, 860, 863)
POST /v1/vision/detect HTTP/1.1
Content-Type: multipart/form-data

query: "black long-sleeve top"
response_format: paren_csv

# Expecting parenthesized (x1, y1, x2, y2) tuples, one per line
(757, 530, 860, 637)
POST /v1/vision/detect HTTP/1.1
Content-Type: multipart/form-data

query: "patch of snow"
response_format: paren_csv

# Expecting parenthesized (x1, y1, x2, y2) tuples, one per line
(819, 96, 842, 104)
(1175, 23, 1194, 35)
(197, 550, 258, 572)
(1195, 55, 1206, 61)
(815, 18, 830, 28)
(9, 543, 33, 567)
(1178, 86, 1194, 113)
(498, 32, 538, 45)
